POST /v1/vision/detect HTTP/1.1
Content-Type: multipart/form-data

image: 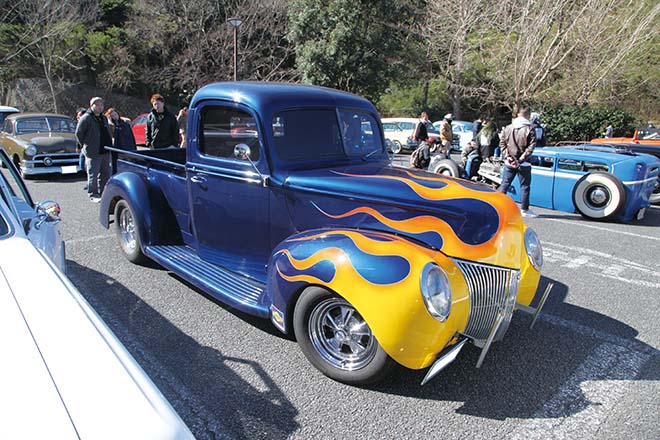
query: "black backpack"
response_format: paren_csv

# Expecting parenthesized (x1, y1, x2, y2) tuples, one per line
(410, 145, 423, 168)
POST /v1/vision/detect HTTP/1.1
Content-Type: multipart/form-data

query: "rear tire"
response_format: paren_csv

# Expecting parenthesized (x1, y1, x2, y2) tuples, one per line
(293, 286, 395, 385)
(114, 199, 147, 264)
(430, 158, 461, 177)
(572, 172, 626, 220)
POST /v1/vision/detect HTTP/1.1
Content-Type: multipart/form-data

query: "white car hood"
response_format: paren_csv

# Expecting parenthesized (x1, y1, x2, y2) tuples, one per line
(0, 237, 193, 440)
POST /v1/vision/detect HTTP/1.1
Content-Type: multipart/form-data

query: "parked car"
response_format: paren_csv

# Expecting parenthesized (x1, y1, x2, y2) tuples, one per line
(0, 113, 81, 177)
(433, 119, 474, 151)
(99, 82, 548, 386)
(0, 147, 193, 439)
(0, 105, 19, 127)
(381, 120, 414, 152)
(591, 130, 660, 204)
(429, 143, 660, 222)
(131, 112, 149, 146)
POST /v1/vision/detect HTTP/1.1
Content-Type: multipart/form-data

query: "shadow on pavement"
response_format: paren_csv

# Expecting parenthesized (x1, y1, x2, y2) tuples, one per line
(364, 276, 659, 420)
(66, 260, 299, 440)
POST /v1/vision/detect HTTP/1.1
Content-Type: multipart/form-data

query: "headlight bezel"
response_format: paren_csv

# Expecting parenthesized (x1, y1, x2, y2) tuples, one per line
(25, 144, 38, 157)
(524, 227, 543, 271)
(420, 262, 452, 322)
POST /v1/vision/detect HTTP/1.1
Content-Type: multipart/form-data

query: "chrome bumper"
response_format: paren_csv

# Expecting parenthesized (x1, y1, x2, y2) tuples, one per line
(421, 282, 554, 385)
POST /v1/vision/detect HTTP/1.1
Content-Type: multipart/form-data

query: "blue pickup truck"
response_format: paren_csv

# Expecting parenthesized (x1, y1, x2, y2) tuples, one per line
(100, 82, 549, 385)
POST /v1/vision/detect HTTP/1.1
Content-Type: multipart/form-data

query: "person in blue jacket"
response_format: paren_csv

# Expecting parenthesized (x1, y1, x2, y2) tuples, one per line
(106, 108, 137, 151)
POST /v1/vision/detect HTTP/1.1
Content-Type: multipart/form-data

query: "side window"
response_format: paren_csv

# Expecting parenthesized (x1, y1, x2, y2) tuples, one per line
(383, 123, 396, 132)
(338, 110, 382, 156)
(583, 161, 608, 172)
(199, 107, 260, 161)
(530, 155, 554, 168)
(557, 158, 583, 171)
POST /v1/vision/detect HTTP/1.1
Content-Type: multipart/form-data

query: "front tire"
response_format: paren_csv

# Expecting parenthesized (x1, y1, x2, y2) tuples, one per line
(572, 172, 626, 220)
(650, 176, 660, 205)
(114, 199, 147, 264)
(293, 286, 395, 385)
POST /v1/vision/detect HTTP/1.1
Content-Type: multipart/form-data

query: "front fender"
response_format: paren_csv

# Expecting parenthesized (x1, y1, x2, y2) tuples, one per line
(266, 228, 470, 370)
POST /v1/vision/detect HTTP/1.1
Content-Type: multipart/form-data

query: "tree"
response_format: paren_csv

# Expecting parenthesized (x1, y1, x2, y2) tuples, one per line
(8, 0, 97, 112)
(288, 0, 412, 102)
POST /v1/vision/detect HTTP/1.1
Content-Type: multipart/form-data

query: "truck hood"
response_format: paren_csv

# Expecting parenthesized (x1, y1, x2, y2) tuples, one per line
(16, 133, 77, 153)
(283, 164, 525, 268)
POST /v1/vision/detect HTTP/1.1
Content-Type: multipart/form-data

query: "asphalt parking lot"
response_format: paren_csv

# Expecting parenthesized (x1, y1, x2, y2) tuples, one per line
(26, 166, 660, 440)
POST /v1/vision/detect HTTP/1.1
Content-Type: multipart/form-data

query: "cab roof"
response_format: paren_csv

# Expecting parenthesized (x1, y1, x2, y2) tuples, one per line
(190, 82, 378, 116)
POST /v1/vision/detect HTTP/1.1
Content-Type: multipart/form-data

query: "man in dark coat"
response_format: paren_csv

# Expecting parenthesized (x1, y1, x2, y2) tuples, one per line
(146, 94, 179, 149)
(75, 97, 112, 202)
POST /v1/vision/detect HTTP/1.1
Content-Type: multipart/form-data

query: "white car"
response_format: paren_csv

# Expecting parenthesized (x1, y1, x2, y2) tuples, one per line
(381, 118, 418, 152)
(0, 148, 193, 440)
(433, 119, 475, 151)
(0, 105, 19, 127)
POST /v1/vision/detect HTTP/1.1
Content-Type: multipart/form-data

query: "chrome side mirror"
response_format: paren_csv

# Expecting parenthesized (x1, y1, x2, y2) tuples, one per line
(234, 143, 251, 160)
(35, 200, 61, 229)
(391, 141, 402, 154)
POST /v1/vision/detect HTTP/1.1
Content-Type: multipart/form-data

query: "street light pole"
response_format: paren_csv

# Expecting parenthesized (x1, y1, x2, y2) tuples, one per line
(227, 17, 243, 82)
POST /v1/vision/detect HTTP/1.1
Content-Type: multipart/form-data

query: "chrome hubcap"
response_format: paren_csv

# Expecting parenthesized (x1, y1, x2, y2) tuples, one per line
(585, 185, 610, 208)
(119, 208, 136, 251)
(309, 298, 376, 371)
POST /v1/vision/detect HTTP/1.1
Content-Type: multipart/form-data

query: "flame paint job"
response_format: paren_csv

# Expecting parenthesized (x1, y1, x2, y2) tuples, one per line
(267, 228, 472, 369)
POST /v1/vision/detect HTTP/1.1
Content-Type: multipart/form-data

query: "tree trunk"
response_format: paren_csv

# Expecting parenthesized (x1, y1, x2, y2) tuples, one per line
(42, 54, 58, 114)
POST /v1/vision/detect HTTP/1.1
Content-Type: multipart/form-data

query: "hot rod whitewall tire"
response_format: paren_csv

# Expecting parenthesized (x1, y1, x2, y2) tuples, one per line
(430, 158, 460, 177)
(572, 172, 626, 220)
(114, 199, 147, 264)
(650, 177, 660, 205)
(293, 286, 395, 385)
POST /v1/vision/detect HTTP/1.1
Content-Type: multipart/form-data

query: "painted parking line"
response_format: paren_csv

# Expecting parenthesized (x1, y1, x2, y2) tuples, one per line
(544, 218, 660, 242)
(543, 242, 660, 289)
(66, 234, 114, 245)
(508, 342, 651, 440)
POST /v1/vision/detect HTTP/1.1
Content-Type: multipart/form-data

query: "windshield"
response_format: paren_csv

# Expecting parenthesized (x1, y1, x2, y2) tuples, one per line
(271, 108, 382, 161)
(16, 116, 76, 134)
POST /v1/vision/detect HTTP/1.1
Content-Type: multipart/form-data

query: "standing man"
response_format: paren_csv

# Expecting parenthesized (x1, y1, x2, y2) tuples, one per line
(177, 106, 188, 148)
(439, 113, 454, 158)
(146, 94, 179, 149)
(75, 97, 112, 203)
(412, 112, 430, 148)
(603, 122, 614, 138)
(498, 105, 537, 217)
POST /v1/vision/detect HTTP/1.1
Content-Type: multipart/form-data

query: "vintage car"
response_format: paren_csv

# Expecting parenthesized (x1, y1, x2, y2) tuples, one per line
(591, 129, 660, 204)
(131, 112, 149, 146)
(0, 147, 193, 439)
(429, 143, 660, 222)
(0, 112, 81, 177)
(381, 119, 415, 152)
(99, 82, 549, 386)
(0, 105, 19, 126)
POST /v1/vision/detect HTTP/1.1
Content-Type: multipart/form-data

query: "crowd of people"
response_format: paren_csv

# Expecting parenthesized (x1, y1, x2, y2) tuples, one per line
(410, 107, 546, 218)
(74, 94, 187, 203)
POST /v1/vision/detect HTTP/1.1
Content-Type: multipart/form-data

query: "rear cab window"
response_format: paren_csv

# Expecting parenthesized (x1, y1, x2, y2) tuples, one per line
(199, 107, 260, 162)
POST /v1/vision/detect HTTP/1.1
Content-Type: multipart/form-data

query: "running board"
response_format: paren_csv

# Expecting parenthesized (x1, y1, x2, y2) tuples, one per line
(144, 244, 269, 318)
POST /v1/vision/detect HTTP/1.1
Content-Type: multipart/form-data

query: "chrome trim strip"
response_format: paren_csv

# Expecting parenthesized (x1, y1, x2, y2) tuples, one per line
(421, 337, 468, 386)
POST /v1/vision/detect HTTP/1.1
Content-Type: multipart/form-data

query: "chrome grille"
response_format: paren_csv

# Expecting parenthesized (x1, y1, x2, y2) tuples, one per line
(454, 260, 519, 341)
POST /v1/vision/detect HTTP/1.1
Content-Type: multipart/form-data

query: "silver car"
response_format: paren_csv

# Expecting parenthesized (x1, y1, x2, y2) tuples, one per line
(0, 147, 193, 439)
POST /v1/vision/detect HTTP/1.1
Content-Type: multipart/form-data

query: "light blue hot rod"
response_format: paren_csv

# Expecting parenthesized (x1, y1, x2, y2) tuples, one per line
(430, 143, 660, 222)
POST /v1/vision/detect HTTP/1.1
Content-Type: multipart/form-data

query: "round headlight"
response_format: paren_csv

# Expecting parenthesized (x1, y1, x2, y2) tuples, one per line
(420, 263, 452, 322)
(524, 228, 543, 270)
(25, 145, 37, 157)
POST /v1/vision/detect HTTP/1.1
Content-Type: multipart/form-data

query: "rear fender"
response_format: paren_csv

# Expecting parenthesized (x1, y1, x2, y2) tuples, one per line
(266, 228, 470, 369)
(99, 172, 181, 247)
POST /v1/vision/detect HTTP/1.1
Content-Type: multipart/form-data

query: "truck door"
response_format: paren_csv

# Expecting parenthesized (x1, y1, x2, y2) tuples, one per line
(187, 103, 270, 282)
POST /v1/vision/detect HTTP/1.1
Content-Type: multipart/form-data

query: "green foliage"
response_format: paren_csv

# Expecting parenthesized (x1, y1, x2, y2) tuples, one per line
(538, 104, 639, 143)
(378, 80, 452, 120)
(99, 0, 133, 27)
(289, 0, 411, 102)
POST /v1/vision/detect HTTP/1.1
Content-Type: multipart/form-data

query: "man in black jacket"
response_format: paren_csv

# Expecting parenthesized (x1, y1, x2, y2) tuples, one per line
(146, 94, 179, 149)
(75, 97, 112, 202)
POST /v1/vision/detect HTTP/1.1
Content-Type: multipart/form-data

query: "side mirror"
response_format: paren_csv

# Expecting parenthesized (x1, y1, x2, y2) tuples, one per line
(390, 141, 402, 154)
(35, 200, 61, 229)
(233, 143, 251, 160)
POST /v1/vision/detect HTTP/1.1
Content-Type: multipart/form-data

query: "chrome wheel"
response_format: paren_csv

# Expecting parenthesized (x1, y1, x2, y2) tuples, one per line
(585, 185, 609, 207)
(309, 298, 376, 371)
(119, 206, 137, 252)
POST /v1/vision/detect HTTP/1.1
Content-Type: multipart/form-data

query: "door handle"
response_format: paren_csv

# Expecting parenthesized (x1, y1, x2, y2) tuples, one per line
(191, 175, 207, 184)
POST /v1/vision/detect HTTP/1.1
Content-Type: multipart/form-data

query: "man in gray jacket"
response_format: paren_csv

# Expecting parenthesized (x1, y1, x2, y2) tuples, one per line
(75, 97, 112, 202)
(498, 105, 538, 217)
